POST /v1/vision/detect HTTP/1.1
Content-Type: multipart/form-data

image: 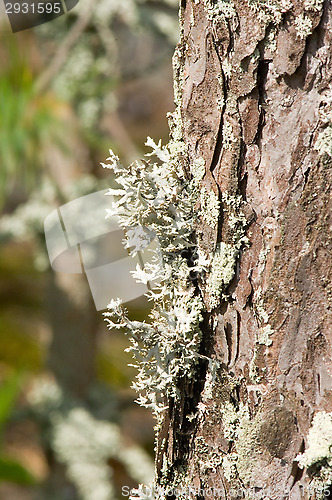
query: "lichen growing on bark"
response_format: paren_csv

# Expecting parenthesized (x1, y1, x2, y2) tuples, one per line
(247, 0, 292, 24)
(191, 157, 206, 183)
(203, 0, 236, 20)
(315, 125, 332, 157)
(102, 139, 205, 417)
(304, 0, 324, 11)
(314, 85, 332, 157)
(200, 188, 220, 229)
(206, 242, 239, 308)
(295, 13, 313, 39)
(296, 412, 332, 498)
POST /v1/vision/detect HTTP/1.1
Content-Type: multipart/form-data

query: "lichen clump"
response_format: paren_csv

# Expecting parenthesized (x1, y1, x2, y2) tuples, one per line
(304, 0, 324, 11)
(207, 242, 238, 308)
(205, 192, 249, 309)
(102, 138, 204, 416)
(248, 0, 292, 25)
(200, 188, 220, 229)
(315, 124, 332, 157)
(102, 136, 249, 418)
(314, 86, 332, 157)
(203, 0, 236, 21)
(294, 13, 313, 39)
(296, 411, 332, 496)
(192, 157, 206, 183)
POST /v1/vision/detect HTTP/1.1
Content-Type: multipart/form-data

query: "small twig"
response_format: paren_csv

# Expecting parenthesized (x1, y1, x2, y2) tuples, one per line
(35, 1, 95, 94)
(101, 110, 141, 164)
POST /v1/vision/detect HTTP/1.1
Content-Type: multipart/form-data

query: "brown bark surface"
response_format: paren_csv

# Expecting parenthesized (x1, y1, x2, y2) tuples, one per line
(156, 1, 332, 498)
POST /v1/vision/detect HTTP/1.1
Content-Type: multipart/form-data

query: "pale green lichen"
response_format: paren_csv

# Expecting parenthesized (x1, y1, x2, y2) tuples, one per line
(253, 247, 274, 346)
(52, 409, 120, 500)
(203, 0, 236, 21)
(265, 25, 278, 51)
(296, 412, 332, 498)
(204, 192, 249, 309)
(217, 96, 225, 110)
(249, 283, 274, 381)
(221, 402, 249, 441)
(296, 412, 332, 468)
(222, 453, 238, 481)
(249, 350, 262, 383)
(223, 121, 237, 150)
(222, 58, 233, 78)
(200, 452, 223, 474)
(195, 436, 224, 474)
(219, 402, 251, 482)
(294, 13, 313, 39)
(202, 372, 214, 400)
(235, 410, 263, 484)
(254, 286, 270, 324)
(315, 125, 332, 157)
(315, 85, 332, 157)
(191, 157, 206, 183)
(201, 360, 220, 399)
(294, 0, 324, 40)
(304, 0, 324, 11)
(101, 12, 251, 494)
(102, 138, 205, 417)
(207, 242, 238, 308)
(248, 0, 293, 25)
(222, 191, 248, 239)
(257, 324, 273, 346)
(172, 43, 185, 108)
(200, 187, 220, 228)
(28, 379, 154, 500)
(217, 73, 224, 86)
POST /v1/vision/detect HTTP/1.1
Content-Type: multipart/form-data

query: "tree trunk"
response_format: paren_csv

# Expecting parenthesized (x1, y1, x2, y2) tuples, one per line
(156, 1, 332, 498)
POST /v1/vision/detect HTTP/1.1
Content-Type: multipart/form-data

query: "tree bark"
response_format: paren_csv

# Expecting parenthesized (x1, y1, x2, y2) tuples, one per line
(156, 1, 332, 498)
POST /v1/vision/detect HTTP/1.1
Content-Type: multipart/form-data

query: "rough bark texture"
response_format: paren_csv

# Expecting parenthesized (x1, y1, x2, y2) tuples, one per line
(156, 1, 332, 498)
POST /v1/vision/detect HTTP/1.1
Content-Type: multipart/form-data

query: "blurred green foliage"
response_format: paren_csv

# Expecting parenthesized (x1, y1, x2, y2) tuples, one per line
(0, 374, 36, 485)
(0, 241, 44, 373)
(0, 35, 64, 209)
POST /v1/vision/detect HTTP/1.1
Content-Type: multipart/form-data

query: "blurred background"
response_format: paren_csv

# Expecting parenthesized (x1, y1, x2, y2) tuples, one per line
(0, 0, 178, 498)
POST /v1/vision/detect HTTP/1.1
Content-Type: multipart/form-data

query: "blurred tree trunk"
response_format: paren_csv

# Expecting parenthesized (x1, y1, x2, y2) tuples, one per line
(47, 271, 97, 398)
(45, 108, 98, 399)
(156, 1, 332, 498)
